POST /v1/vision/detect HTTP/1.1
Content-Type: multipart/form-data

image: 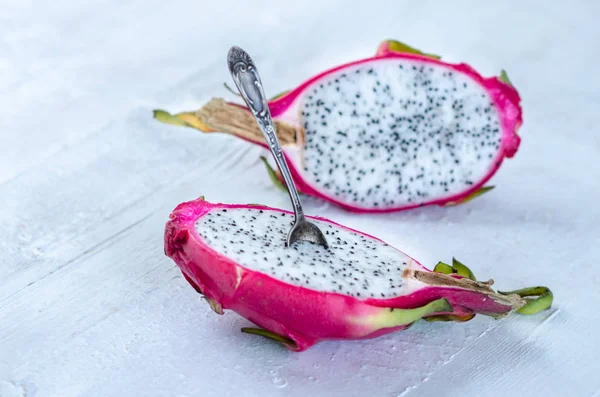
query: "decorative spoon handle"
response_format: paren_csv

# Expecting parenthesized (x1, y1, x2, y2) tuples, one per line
(227, 46, 305, 220)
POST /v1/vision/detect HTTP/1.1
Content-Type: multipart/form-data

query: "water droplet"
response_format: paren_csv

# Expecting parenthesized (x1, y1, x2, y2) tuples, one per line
(313, 364, 319, 368)
(269, 369, 276, 375)
(272, 377, 287, 388)
(308, 376, 315, 382)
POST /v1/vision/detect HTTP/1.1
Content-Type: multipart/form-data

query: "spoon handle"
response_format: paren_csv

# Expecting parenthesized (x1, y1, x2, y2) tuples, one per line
(227, 46, 305, 220)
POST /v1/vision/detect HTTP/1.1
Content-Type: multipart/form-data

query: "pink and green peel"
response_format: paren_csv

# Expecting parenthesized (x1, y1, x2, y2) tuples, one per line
(154, 39, 523, 213)
(165, 198, 551, 351)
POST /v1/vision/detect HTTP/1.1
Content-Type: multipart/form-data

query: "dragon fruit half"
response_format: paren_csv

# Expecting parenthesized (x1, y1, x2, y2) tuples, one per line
(155, 40, 522, 212)
(165, 197, 551, 351)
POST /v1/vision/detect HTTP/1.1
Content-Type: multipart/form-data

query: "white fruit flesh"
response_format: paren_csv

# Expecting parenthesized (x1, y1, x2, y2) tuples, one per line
(299, 58, 502, 209)
(196, 207, 412, 298)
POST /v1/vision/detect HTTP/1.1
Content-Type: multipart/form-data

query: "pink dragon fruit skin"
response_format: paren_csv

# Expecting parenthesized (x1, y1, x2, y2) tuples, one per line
(164, 197, 545, 352)
(155, 40, 523, 213)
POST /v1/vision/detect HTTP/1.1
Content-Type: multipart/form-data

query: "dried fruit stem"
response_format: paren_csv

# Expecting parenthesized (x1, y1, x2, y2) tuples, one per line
(412, 270, 527, 312)
(196, 98, 298, 145)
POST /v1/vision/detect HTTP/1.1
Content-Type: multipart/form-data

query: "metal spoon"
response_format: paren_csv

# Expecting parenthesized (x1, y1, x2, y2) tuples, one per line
(227, 46, 328, 249)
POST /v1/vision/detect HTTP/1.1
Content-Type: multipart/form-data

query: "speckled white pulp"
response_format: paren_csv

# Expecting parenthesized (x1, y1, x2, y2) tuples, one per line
(299, 59, 502, 208)
(196, 207, 412, 298)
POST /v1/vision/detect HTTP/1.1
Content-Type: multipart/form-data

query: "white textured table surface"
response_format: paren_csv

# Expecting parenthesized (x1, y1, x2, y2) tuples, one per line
(1, 1, 599, 396)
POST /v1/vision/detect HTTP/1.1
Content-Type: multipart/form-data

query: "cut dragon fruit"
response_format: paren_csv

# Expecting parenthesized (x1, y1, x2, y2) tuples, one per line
(155, 39, 522, 212)
(165, 197, 552, 351)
